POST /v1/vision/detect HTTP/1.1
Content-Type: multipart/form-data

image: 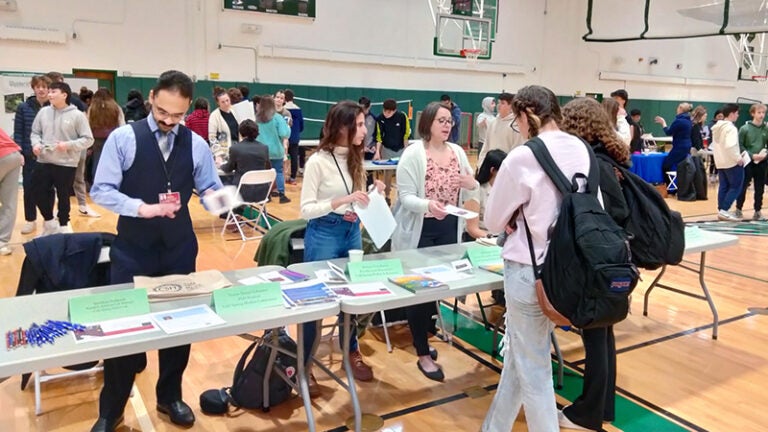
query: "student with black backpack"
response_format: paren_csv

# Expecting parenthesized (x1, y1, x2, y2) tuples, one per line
(482, 86, 591, 432)
(559, 97, 632, 431)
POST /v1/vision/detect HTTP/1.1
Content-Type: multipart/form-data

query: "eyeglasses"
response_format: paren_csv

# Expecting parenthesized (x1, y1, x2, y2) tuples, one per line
(154, 106, 186, 122)
(510, 119, 520, 133)
(436, 117, 454, 126)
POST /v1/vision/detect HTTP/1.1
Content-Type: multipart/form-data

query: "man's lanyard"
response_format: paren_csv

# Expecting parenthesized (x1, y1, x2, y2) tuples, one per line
(153, 131, 175, 193)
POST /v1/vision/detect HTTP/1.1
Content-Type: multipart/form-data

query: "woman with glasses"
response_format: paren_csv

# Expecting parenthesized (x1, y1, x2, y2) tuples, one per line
(482, 85, 591, 432)
(476, 92, 523, 169)
(392, 101, 478, 381)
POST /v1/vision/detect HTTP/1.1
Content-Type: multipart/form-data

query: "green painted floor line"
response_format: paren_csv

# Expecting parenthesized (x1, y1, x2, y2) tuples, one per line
(440, 305, 695, 432)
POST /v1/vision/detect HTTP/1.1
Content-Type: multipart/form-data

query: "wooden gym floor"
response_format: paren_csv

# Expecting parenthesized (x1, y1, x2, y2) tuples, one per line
(1, 165, 766, 431)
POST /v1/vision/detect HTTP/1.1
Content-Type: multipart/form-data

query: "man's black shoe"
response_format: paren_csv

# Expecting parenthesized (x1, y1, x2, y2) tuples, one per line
(89, 415, 123, 432)
(157, 400, 195, 427)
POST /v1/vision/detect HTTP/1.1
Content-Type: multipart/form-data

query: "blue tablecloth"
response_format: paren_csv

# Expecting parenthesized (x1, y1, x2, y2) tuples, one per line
(630, 152, 667, 184)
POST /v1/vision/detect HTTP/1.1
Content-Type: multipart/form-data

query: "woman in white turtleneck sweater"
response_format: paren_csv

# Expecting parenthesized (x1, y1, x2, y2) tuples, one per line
(299, 100, 384, 395)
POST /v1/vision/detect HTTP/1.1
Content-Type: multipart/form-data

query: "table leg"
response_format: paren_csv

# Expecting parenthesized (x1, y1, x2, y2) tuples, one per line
(342, 312, 362, 432)
(643, 264, 667, 316)
(698, 252, 719, 339)
(296, 324, 317, 432)
(642, 255, 719, 340)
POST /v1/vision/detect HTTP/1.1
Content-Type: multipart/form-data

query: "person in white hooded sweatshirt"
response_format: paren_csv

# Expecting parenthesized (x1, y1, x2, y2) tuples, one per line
(476, 92, 524, 168)
(711, 103, 745, 221)
(475, 96, 495, 153)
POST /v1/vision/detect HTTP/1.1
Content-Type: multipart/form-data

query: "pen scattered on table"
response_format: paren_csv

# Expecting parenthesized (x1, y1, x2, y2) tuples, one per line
(5, 320, 86, 350)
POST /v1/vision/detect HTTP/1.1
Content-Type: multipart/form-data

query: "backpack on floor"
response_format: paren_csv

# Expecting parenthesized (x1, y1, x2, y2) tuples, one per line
(199, 328, 298, 414)
(595, 153, 685, 270)
(523, 137, 639, 329)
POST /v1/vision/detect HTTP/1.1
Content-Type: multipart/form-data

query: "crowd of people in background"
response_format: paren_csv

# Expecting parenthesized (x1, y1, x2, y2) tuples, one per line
(3, 68, 768, 432)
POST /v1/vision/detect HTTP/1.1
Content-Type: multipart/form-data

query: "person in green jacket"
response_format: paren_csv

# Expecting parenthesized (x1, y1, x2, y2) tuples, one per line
(736, 103, 768, 220)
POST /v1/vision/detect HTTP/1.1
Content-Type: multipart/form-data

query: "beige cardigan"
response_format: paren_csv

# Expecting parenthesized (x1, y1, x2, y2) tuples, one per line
(208, 108, 241, 150)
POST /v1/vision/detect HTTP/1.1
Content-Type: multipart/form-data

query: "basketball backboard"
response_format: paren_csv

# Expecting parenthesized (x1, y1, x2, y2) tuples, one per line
(731, 33, 768, 81)
(433, 13, 492, 59)
(429, 0, 495, 60)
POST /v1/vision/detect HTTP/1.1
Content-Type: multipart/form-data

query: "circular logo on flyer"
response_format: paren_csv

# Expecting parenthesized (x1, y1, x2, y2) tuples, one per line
(154, 283, 183, 292)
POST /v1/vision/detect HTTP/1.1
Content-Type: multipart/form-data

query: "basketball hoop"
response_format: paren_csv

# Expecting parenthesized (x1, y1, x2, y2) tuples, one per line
(461, 48, 482, 66)
(752, 75, 768, 82)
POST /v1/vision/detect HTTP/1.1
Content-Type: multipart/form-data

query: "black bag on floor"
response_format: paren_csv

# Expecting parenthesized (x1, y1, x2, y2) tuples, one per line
(692, 155, 708, 200)
(675, 156, 697, 201)
(199, 329, 298, 414)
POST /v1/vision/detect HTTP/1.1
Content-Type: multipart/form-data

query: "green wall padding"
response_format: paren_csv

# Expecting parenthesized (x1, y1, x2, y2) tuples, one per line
(4, 70, 757, 145)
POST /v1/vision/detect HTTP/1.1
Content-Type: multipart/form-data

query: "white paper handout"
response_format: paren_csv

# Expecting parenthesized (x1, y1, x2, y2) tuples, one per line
(202, 185, 243, 216)
(315, 269, 348, 284)
(231, 100, 256, 122)
(74, 314, 159, 344)
(150, 304, 226, 334)
(444, 204, 479, 219)
(741, 150, 752, 167)
(354, 189, 396, 249)
(412, 264, 472, 283)
(258, 271, 293, 284)
(239, 275, 264, 285)
(330, 282, 393, 297)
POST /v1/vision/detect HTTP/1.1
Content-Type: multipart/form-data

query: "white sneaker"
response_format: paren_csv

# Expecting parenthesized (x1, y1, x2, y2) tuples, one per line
(717, 210, 741, 222)
(0, 243, 11, 256)
(558, 410, 593, 431)
(20, 221, 36, 235)
(78, 205, 101, 218)
(60, 223, 74, 234)
(39, 220, 60, 237)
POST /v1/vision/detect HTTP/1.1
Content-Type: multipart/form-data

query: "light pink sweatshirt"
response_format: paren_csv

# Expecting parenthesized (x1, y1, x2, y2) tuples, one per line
(484, 130, 591, 265)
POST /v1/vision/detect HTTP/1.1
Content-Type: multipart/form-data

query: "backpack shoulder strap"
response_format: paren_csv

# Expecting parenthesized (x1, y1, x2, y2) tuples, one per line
(581, 139, 600, 196)
(525, 137, 573, 195)
(231, 340, 260, 385)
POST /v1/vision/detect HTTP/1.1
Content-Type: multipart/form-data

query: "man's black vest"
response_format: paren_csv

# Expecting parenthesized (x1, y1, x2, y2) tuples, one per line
(117, 119, 195, 247)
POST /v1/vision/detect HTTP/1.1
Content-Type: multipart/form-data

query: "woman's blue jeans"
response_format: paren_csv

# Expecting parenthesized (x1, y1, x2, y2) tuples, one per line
(301, 212, 362, 364)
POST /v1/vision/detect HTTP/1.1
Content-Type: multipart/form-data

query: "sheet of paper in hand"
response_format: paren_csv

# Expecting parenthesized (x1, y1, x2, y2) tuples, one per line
(134, 269, 232, 301)
(444, 204, 479, 219)
(202, 185, 243, 216)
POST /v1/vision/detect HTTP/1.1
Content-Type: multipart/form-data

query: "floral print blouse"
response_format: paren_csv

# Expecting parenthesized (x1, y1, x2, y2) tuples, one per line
(424, 149, 460, 218)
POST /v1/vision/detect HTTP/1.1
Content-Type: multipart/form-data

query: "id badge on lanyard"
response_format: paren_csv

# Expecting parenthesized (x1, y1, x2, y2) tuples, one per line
(159, 191, 181, 204)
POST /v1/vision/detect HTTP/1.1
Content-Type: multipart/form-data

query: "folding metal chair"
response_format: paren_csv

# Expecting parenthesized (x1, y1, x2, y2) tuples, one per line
(221, 169, 276, 241)
(18, 235, 112, 415)
(666, 171, 678, 192)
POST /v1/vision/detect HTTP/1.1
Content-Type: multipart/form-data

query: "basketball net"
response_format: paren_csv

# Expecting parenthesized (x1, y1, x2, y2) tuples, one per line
(461, 48, 481, 66)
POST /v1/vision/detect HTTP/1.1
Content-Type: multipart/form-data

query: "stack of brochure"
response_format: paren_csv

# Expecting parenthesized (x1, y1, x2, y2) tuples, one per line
(281, 280, 338, 307)
(388, 275, 447, 293)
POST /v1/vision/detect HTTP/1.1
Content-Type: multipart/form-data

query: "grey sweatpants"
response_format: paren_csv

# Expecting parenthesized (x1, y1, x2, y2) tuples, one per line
(0, 152, 23, 244)
(73, 150, 87, 207)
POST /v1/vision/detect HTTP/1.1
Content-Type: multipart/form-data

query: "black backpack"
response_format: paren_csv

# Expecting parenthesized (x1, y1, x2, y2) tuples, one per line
(595, 153, 685, 270)
(200, 328, 298, 414)
(524, 137, 639, 329)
